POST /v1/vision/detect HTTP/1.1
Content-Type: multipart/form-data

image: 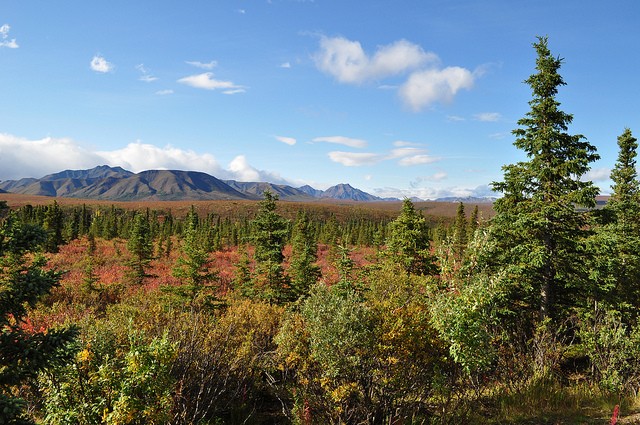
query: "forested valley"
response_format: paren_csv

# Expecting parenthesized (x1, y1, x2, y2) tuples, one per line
(3, 37, 640, 424)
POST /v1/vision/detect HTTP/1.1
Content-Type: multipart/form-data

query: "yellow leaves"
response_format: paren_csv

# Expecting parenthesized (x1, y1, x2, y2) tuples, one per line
(77, 348, 92, 363)
(329, 382, 359, 403)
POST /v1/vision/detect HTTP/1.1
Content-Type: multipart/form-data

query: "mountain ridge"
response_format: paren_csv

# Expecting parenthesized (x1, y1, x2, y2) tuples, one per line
(0, 165, 388, 202)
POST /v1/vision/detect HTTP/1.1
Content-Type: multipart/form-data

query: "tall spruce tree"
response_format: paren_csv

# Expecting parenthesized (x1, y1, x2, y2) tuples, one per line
(250, 191, 291, 303)
(384, 199, 435, 276)
(490, 37, 599, 329)
(126, 211, 154, 285)
(591, 128, 640, 318)
(288, 211, 321, 300)
(172, 206, 219, 305)
(0, 212, 78, 424)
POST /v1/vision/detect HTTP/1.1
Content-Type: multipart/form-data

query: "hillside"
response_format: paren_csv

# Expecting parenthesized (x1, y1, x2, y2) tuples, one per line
(0, 165, 388, 202)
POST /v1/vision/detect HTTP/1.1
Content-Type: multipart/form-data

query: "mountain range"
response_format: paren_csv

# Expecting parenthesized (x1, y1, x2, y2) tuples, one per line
(0, 165, 383, 202)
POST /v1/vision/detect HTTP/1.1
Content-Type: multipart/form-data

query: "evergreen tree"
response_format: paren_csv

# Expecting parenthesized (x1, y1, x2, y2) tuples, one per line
(468, 205, 480, 237)
(43, 200, 64, 253)
(452, 202, 468, 262)
(172, 206, 219, 305)
(232, 244, 254, 298)
(288, 211, 321, 300)
(384, 199, 435, 276)
(0, 212, 78, 424)
(126, 211, 154, 285)
(590, 128, 640, 319)
(489, 37, 599, 336)
(250, 191, 291, 303)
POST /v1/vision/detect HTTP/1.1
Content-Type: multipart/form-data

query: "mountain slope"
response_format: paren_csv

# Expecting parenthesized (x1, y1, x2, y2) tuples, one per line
(321, 183, 380, 201)
(224, 181, 313, 201)
(0, 166, 383, 202)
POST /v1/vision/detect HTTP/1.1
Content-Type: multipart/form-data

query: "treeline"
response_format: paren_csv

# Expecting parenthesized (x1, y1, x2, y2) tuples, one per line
(2, 36, 640, 424)
(13, 200, 400, 252)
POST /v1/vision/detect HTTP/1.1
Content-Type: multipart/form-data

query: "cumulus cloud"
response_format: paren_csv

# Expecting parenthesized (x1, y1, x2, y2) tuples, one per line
(90, 54, 114, 73)
(312, 136, 367, 148)
(178, 72, 245, 94)
(0, 134, 104, 180)
(186, 60, 217, 70)
(0, 133, 291, 185)
(0, 24, 18, 48)
(399, 67, 474, 111)
(275, 136, 296, 146)
(228, 155, 289, 183)
(473, 112, 501, 122)
(314, 36, 436, 84)
(314, 36, 476, 111)
(97, 141, 225, 175)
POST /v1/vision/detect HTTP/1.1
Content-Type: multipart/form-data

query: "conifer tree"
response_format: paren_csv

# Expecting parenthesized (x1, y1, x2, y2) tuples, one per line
(384, 199, 435, 276)
(250, 191, 291, 303)
(591, 128, 640, 318)
(490, 37, 599, 329)
(43, 200, 64, 253)
(468, 205, 480, 237)
(452, 202, 468, 262)
(0, 212, 77, 424)
(288, 211, 321, 300)
(126, 211, 154, 285)
(172, 206, 218, 305)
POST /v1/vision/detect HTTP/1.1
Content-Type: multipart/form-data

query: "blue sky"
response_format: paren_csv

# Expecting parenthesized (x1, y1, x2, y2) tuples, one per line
(1, 1, 639, 199)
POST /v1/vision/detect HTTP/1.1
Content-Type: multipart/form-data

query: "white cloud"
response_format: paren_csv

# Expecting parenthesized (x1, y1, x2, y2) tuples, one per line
(186, 60, 217, 70)
(447, 115, 466, 122)
(328, 151, 383, 167)
(280, 62, 291, 69)
(95, 141, 222, 175)
(473, 112, 501, 122)
(314, 36, 476, 111)
(0, 24, 18, 48)
(0, 134, 105, 180)
(227, 155, 288, 183)
(275, 136, 296, 146)
(178, 72, 245, 93)
(222, 88, 246, 95)
(314, 36, 436, 84)
(155, 89, 174, 95)
(399, 66, 474, 111)
(90, 54, 114, 73)
(0, 133, 290, 185)
(583, 167, 610, 183)
(373, 184, 494, 201)
(136, 64, 158, 82)
(393, 140, 421, 147)
(312, 136, 367, 148)
(389, 147, 440, 166)
(388, 147, 423, 158)
(398, 154, 440, 166)
(324, 143, 440, 168)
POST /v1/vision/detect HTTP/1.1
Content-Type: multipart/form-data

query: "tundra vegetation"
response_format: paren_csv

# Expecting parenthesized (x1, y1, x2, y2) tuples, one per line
(2, 37, 640, 424)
